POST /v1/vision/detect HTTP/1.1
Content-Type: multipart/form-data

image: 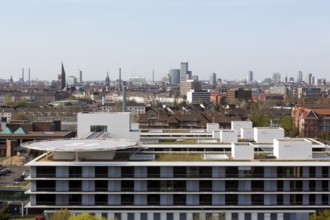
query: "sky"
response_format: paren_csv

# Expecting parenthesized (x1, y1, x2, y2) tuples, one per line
(0, 0, 330, 82)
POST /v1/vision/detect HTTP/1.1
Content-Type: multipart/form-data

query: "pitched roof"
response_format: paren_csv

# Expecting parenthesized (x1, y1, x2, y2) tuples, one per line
(13, 127, 27, 134)
(0, 127, 13, 134)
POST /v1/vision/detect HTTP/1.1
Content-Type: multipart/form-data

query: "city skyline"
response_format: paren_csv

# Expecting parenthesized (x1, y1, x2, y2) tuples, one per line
(1, 0, 330, 81)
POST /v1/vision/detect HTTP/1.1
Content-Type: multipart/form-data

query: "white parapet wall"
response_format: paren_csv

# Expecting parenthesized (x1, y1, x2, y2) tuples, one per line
(241, 128, 254, 140)
(220, 130, 238, 143)
(273, 138, 312, 160)
(254, 127, 284, 143)
(77, 112, 140, 141)
(207, 123, 220, 132)
(231, 121, 252, 135)
(232, 142, 254, 160)
(212, 131, 220, 139)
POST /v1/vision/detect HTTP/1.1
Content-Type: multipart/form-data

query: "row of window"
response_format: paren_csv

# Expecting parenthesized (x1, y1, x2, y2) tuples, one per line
(35, 194, 330, 206)
(35, 180, 330, 192)
(35, 166, 330, 178)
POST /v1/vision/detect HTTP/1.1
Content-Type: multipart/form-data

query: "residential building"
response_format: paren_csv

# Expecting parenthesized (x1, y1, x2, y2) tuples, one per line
(297, 88, 321, 99)
(292, 104, 330, 137)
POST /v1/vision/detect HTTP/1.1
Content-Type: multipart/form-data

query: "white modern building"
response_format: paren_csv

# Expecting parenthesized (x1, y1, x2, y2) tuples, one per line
(22, 116, 330, 220)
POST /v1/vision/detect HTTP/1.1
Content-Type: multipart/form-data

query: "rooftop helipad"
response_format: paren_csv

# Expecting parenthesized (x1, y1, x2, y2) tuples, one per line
(22, 138, 139, 152)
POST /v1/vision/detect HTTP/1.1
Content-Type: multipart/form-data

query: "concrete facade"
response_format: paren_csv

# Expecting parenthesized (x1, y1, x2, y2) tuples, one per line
(77, 112, 140, 140)
(220, 130, 238, 143)
(273, 138, 313, 160)
(254, 127, 284, 143)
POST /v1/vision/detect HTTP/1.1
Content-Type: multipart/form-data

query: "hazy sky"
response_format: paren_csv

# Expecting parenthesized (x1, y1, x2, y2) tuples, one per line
(1, 0, 330, 82)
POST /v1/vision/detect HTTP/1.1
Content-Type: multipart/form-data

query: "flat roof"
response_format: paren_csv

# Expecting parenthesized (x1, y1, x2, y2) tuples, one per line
(22, 138, 139, 152)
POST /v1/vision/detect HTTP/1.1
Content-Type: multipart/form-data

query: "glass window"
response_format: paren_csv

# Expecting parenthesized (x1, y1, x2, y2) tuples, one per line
(90, 125, 107, 132)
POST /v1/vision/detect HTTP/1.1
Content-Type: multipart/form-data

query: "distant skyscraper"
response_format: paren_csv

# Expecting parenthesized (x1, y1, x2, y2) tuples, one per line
(28, 68, 31, 86)
(247, 71, 253, 82)
(168, 69, 180, 85)
(77, 69, 83, 83)
(272, 72, 281, 84)
(22, 68, 24, 83)
(305, 73, 313, 85)
(57, 62, 66, 90)
(180, 62, 188, 82)
(297, 71, 303, 83)
(209, 73, 216, 88)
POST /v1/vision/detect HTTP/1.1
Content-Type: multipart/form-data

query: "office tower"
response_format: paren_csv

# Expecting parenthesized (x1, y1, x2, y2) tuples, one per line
(272, 72, 281, 84)
(180, 62, 188, 82)
(248, 71, 253, 82)
(57, 62, 66, 90)
(168, 69, 180, 85)
(22, 68, 24, 83)
(77, 69, 83, 83)
(297, 71, 303, 83)
(28, 68, 31, 86)
(209, 73, 216, 88)
(305, 73, 313, 85)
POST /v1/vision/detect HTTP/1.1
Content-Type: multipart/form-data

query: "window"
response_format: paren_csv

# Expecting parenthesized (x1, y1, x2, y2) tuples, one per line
(90, 125, 107, 132)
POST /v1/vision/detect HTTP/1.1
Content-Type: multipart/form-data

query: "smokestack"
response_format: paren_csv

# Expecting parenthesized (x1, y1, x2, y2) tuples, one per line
(22, 68, 24, 83)
(122, 82, 127, 112)
(119, 68, 122, 93)
(28, 68, 30, 86)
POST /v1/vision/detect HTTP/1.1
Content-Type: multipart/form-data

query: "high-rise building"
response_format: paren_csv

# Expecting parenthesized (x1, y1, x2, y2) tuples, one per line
(180, 62, 188, 82)
(57, 62, 66, 90)
(247, 71, 253, 82)
(304, 73, 313, 85)
(168, 69, 180, 85)
(77, 69, 83, 83)
(297, 71, 303, 83)
(180, 80, 202, 96)
(272, 72, 281, 84)
(209, 73, 216, 88)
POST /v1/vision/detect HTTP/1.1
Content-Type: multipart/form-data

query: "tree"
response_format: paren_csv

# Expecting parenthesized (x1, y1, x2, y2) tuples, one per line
(251, 111, 271, 127)
(68, 213, 108, 220)
(310, 209, 330, 220)
(279, 115, 298, 137)
(51, 209, 71, 220)
(12, 112, 31, 121)
(0, 205, 11, 220)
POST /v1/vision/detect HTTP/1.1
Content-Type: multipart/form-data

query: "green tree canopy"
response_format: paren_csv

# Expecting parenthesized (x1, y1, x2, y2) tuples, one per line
(251, 112, 271, 127)
(310, 209, 330, 220)
(0, 205, 11, 220)
(51, 209, 71, 220)
(68, 213, 107, 220)
(279, 115, 298, 137)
